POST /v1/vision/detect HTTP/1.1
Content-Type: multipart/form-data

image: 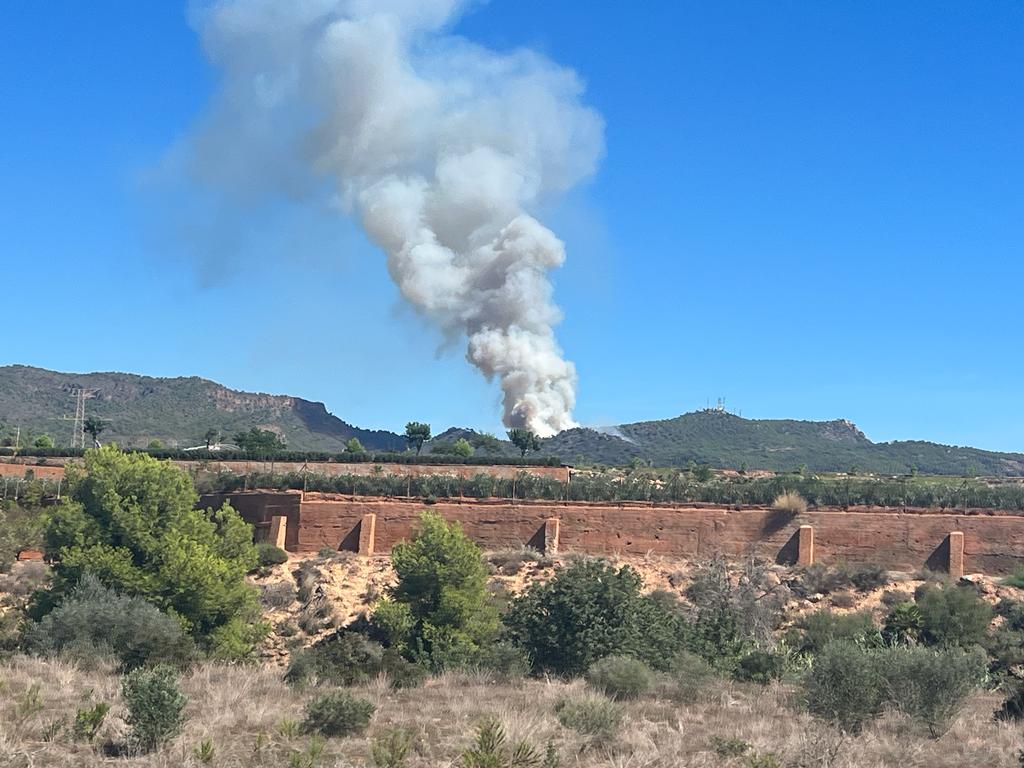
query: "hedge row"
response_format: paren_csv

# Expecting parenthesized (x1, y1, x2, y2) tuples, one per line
(0, 446, 563, 467)
(201, 470, 1024, 510)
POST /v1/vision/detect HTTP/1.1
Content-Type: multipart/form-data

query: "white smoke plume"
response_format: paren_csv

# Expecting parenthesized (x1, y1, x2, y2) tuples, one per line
(187, 0, 604, 436)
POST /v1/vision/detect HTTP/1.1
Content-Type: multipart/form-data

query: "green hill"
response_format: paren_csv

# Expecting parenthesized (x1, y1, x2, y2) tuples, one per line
(2, 365, 1021, 476)
(542, 411, 1024, 476)
(0, 365, 405, 452)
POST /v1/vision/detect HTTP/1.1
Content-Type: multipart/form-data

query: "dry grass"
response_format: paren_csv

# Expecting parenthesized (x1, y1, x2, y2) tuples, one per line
(773, 491, 809, 515)
(0, 654, 1019, 767)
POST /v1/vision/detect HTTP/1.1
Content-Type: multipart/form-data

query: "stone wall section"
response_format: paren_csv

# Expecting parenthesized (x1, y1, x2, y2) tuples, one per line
(199, 491, 1024, 575)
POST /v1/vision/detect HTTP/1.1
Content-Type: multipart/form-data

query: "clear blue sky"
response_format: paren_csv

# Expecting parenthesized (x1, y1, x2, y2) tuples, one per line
(1, 2, 1021, 450)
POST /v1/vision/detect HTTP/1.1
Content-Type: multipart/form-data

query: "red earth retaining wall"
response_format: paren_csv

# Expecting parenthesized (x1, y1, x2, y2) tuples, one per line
(198, 491, 1024, 575)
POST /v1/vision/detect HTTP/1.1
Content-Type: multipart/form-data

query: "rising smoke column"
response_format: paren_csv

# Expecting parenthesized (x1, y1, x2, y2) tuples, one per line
(189, 0, 604, 436)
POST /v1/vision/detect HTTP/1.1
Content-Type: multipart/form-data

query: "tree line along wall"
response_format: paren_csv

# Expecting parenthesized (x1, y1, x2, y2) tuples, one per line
(0, 457, 570, 482)
(198, 491, 1024, 576)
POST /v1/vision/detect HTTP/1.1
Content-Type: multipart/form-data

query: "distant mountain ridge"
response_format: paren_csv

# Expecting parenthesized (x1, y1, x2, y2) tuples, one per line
(1, 365, 1022, 476)
(0, 365, 405, 453)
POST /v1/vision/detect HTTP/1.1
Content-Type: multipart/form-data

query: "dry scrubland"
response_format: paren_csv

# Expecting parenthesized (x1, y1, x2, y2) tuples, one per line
(3, 552, 1024, 767)
(6, 449, 1024, 768)
(1, 654, 1020, 768)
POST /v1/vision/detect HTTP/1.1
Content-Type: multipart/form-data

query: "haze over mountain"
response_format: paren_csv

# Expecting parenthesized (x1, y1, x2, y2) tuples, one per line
(1, 365, 1022, 477)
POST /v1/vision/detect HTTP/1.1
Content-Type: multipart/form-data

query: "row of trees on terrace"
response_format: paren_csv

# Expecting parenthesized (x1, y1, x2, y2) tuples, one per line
(204, 469, 1024, 510)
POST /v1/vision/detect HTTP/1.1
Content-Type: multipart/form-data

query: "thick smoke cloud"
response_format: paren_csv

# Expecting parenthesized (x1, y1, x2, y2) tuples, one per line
(188, 0, 604, 436)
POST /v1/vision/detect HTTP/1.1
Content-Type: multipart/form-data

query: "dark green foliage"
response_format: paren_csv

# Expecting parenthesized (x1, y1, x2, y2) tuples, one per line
(255, 542, 289, 567)
(986, 626, 1024, 677)
(122, 666, 188, 753)
(507, 429, 541, 458)
(0, 505, 46, 572)
(804, 641, 885, 733)
(405, 422, 432, 455)
(686, 603, 746, 671)
(472, 641, 531, 680)
(733, 650, 785, 685)
(22, 576, 196, 670)
(201, 465, 1024, 509)
(301, 692, 374, 738)
(503, 558, 685, 675)
(380, 512, 498, 670)
(459, 717, 546, 768)
(848, 563, 889, 592)
(585, 655, 653, 700)
(878, 645, 986, 736)
(372, 728, 414, 768)
(794, 564, 849, 597)
(914, 584, 993, 648)
(995, 684, 1024, 722)
(285, 632, 425, 689)
(665, 651, 716, 701)
(233, 428, 287, 456)
(40, 447, 263, 659)
(82, 416, 107, 447)
(882, 602, 924, 645)
(805, 641, 984, 737)
(788, 610, 876, 655)
(554, 697, 623, 742)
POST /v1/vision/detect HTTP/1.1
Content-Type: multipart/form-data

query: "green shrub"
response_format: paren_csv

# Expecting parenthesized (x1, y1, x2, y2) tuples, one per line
(915, 584, 993, 648)
(1003, 569, 1024, 589)
(505, 558, 685, 676)
(194, 739, 215, 764)
(301, 692, 374, 738)
(879, 645, 985, 736)
(122, 666, 188, 753)
(554, 696, 623, 743)
(794, 564, 848, 596)
(829, 590, 857, 609)
(804, 641, 885, 733)
(473, 641, 531, 680)
(882, 602, 924, 645)
(371, 727, 413, 768)
(384, 512, 498, 670)
(787, 610, 876, 655)
(22, 575, 196, 670)
(585, 655, 653, 700)
(733, 650, 785, 685)
(665, 650, 716, 701)
(986, 626, 1024, 677)
(710, 735, 751, 757)
(39, 447, 262, 659)
(285, 632, 425, 689)
(459, 717, 546, 768)
(848, 563, 889, 592)
(256, 542, 289, 567)
(368, 597, 415, 653)
(487, 547, 543, 576)
(72, 701, 110, 742)
(745, 754, 782, 768)
(881, 589, 914, 608)
(805, 641, 985, 737)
